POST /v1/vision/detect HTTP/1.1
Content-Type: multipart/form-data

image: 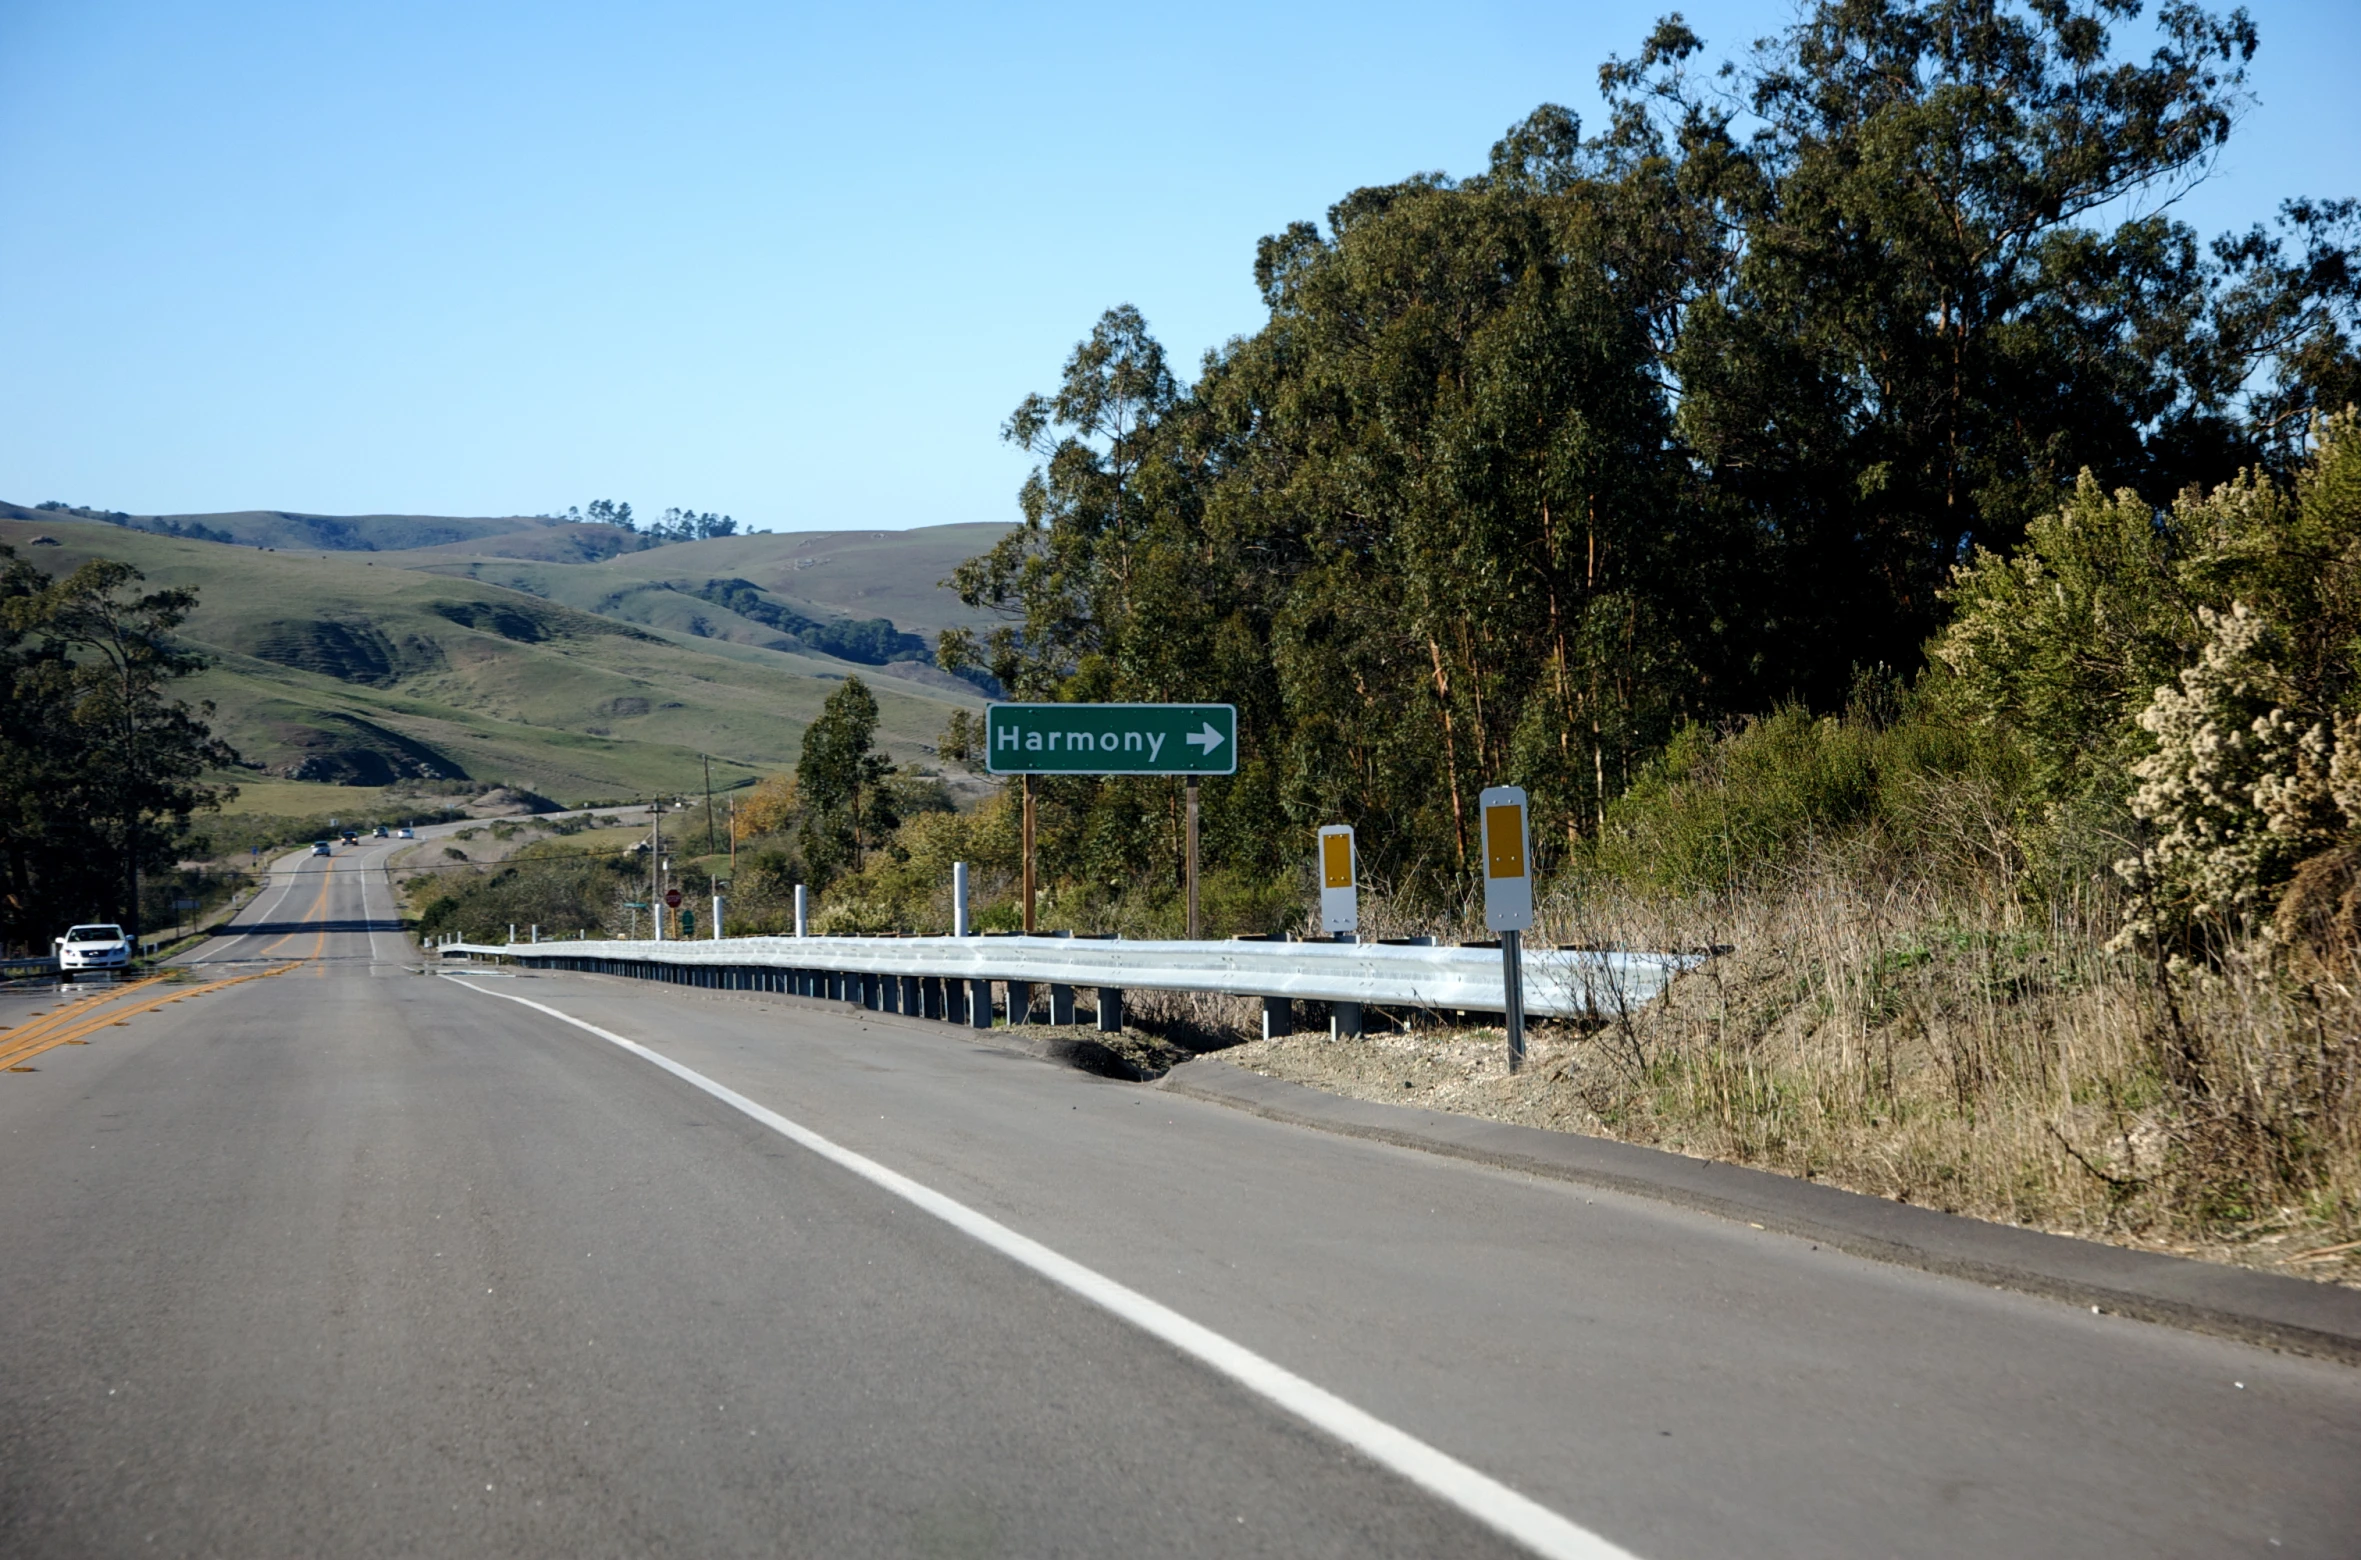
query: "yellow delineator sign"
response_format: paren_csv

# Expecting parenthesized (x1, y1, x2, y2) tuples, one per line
(1480, 785, 1533, 933)
(1318, 825, 1357, 936)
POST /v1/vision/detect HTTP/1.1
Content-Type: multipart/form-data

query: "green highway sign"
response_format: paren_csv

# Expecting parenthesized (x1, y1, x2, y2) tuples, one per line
(986, 702, 1237, 776)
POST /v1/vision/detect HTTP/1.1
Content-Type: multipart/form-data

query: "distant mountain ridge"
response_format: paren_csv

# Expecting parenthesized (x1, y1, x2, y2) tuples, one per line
(3, 499, 553, 553)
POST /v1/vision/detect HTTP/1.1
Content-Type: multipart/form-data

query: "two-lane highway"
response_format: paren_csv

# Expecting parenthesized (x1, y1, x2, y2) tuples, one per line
(0, 839, 2355, 1557)
(182, 833, 413, 973)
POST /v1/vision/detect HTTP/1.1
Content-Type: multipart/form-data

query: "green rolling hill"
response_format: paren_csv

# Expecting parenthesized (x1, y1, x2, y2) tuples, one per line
(0, 508, 1014, 811)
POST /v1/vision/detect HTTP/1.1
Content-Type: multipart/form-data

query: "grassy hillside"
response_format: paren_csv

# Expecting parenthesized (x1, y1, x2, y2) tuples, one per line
(391, 522, 1009, 640)
(0, 516, 987, 805)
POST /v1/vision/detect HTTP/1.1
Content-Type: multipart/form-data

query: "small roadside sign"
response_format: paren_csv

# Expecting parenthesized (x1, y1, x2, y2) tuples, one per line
(1318, 825, 1357, 936)
(985, 703, 1237, 776)
(664, 888, 683, 909)
(171, 897, 200, 910)
(1480, 786, 1532, 933)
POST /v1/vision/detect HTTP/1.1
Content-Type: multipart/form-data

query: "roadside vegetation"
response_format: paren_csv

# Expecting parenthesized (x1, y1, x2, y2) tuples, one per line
(0, 545, 239, 953)
(773, 1, 2361, 1271)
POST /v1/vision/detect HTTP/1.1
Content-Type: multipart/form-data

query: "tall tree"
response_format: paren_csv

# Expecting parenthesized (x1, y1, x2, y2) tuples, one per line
(0, 549, 237, 944)
(1606, 0, 2355, 698)
(943, 0, 2358, 902)
(796, 676, 894, 884)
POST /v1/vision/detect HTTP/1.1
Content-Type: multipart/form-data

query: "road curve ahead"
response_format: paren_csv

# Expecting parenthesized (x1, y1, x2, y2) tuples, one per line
(0, 860, 2356, 1558)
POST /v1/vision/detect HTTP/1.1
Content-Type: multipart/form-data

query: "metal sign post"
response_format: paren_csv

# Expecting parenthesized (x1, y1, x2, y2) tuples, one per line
(1480, 786, 1533, 1072)
(1022, 775, 1037, 934)
(1318, 825, 1357, 938)
(1186, 777, 1200, 939)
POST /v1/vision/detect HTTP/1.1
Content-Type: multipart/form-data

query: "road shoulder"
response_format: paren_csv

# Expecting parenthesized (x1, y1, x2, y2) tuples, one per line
(1161, 1056, 2361, 1366)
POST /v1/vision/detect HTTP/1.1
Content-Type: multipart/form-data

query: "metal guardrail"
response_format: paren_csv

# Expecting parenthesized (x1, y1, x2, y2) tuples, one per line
(438, 933, 1699, 1023)
(0, 955, 61, 979)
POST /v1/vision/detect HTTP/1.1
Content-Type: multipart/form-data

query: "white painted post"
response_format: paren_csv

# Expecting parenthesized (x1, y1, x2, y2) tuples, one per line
(711, 894, 724, 939)
(508, 923, 516, 946)
(1318, 825, 1358, 938)
(953, 861, 971, 936)
(794, 884, 808, 937)
(1480, 786, 1534, 1073)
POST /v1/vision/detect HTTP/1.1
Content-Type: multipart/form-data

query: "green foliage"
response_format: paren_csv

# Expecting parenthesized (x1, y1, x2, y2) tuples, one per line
(0, 546, 239, 945)
(1936, 473, 2202, 804)
(1940, 413, 2361, 811)
(1589, 694, 2025, 894)
(410, 842, 640, 942)
(942, 0, 2358, 911)
(795, 676, 895, 883)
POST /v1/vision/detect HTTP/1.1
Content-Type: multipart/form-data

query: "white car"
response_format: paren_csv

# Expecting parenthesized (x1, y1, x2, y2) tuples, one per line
(56, 924, 132, 974)
(397, 827, 415, 839)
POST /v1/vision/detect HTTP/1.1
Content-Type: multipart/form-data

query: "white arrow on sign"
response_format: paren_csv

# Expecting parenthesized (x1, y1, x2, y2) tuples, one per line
(1185, 722, 1226, 754)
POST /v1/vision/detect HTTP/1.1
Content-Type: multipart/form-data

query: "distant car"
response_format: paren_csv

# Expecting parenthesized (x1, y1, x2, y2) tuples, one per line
(396, 827, 415, 839)
(312, 840, 333, 857)
(340, 830, 358, 846)
(372, 825, 389, 839)
(55, 924, 131, 973)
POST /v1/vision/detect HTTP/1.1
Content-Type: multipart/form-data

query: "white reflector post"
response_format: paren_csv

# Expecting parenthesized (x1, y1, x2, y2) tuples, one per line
(1480, 787, 1532, 933)
(1479, 785, 1533, 1074)
(1318, 825, 1358, 937)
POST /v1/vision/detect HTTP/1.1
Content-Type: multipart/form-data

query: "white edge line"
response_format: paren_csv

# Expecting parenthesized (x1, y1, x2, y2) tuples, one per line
(438, 973, 1639, 1560)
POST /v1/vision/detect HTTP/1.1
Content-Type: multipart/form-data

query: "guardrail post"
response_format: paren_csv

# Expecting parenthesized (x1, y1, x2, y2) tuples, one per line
(969, 977, 994, 1028)
(1007, 979, 1033, 1025)
(1331, 1001, 1363, 1039)
(921, 975, 944, 1020)
(1262, 996, 1293, 1039)
(1096, 986, 1123, 1033)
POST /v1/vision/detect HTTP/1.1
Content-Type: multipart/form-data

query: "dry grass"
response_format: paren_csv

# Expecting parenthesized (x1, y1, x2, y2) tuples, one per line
(1225, 851, 2361, 1286)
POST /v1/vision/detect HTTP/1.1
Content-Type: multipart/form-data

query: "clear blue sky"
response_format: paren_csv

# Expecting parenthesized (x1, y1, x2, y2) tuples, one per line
(3, 1, 2355, 531)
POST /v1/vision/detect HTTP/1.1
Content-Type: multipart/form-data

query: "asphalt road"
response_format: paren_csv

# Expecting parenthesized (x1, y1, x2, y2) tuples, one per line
(1, 835, 2356, 1558)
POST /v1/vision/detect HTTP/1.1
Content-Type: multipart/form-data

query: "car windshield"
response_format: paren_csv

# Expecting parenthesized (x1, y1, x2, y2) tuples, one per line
(67, 925, 123, 942)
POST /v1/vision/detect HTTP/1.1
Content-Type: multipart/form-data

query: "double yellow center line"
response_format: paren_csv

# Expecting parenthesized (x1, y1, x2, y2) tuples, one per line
(0, 965, 297, 1072)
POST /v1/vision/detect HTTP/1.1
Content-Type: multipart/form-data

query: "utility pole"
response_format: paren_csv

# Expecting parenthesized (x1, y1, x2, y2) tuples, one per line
(703, 754, 716, 856)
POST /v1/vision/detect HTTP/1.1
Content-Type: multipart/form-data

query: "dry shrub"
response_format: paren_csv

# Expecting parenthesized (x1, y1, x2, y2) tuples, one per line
(1555, 850, 2357, 1240)
(1234, 841, 2361, 1278)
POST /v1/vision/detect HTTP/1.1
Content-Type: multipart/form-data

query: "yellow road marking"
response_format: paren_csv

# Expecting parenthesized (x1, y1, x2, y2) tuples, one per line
(0, 978, 170, 1054)
(253, 867, 335, 961)
(0, 965, 297, 1072)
